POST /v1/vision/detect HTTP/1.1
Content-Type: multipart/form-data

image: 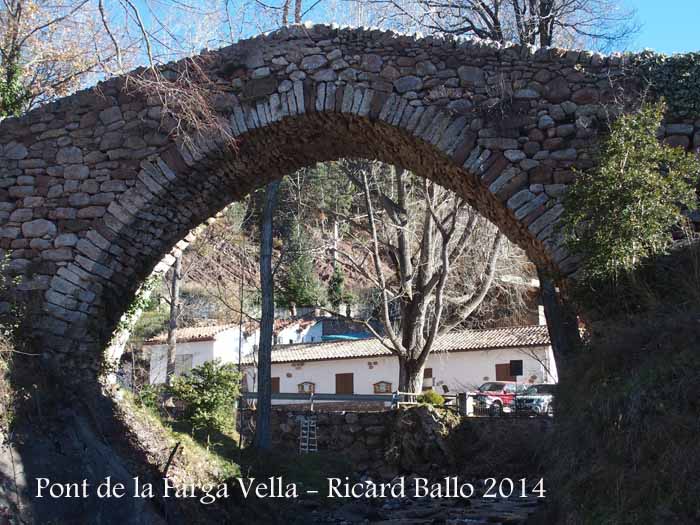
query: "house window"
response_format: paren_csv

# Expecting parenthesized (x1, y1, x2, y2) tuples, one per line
(373, 381, 392, 394)
(298, 381, 315, 394)
(271, 377, 280, 394)
(174, 354, 193, 376)
(335, 373, 354, 394)
(422, 368, 434, 391)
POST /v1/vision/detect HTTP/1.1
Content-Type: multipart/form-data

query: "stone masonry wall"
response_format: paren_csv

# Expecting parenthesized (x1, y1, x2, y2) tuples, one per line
(0, 23, 697, 376)
(240, 405, 550, 480)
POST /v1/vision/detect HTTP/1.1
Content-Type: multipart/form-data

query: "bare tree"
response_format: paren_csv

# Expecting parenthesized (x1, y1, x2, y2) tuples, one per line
(334, 161, 530, 393)
(359, 0, 638, 50)
(0, 0, 133, 115)
(165, 254, 182, 385)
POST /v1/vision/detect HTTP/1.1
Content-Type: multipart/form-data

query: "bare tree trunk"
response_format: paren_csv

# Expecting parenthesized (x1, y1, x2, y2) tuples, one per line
(332, 220, 338, 266)
(165, 254, 182, 385)
(537, 268, 581, 367)
(282, 0, 290, 26)
(254, 180, 280, 450)
(294, 0, 302, 23)
(398, 356, 426, 394)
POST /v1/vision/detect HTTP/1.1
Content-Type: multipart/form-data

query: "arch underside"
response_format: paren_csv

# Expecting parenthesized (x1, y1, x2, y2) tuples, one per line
(67, 110, 568, 364)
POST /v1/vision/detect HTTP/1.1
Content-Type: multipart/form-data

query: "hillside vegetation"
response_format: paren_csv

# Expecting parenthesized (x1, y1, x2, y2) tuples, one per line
(543, 101, 700, 523)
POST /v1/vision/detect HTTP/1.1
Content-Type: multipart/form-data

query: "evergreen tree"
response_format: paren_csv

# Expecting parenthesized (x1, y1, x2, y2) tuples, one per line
(327, 264, 353, 311)
(561, 101, 699, 280)
(278, 221, 322, 308)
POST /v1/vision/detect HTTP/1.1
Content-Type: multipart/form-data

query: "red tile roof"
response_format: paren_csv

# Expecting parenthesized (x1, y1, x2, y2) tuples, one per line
(241, 325, 550, 364)
(143, 323, 239, 345)
(143, 317, 321, 345)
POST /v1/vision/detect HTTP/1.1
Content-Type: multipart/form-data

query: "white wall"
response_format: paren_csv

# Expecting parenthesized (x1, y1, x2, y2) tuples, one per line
(149, 340, 216, 384)
(424, 346, 557, 392)
(213, 328, 258, 365)
(275, 321, 323, 345)
(148, 322, 326, 384)
(242, 345, 557, 398)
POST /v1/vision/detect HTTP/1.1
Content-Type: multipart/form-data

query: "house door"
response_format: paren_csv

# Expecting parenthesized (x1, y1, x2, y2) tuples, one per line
(335, 373, 354, 394)
(495, 363, 515, 382)
(271, 377, 280, 394)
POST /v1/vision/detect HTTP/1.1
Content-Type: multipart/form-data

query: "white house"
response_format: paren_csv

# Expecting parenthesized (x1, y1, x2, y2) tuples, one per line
(146, 318, 322, 384)
(240, 325, 558, 400)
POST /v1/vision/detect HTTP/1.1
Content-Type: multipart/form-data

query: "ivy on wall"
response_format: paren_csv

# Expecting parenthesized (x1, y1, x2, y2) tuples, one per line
(634, 51, 700, 118)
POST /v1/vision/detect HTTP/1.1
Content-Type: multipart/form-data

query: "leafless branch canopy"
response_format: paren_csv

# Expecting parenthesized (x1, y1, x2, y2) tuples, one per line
(334, 160, 533, 389)
(357, 0, 638, 50)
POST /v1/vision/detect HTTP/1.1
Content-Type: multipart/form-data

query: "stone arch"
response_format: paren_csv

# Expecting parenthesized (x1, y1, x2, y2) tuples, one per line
(0, 23, 698, 374)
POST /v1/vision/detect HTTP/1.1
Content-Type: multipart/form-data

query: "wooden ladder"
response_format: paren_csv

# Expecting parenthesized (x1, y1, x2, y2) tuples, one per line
(299, 415, 318, 454)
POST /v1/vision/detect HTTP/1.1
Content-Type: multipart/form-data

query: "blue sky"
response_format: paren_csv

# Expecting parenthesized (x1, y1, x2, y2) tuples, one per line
(128, 0, 700, 59)
(628, 0, 700, 53)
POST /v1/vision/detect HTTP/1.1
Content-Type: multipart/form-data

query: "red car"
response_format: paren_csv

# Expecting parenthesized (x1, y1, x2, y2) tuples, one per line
(471, 381, 527, 416)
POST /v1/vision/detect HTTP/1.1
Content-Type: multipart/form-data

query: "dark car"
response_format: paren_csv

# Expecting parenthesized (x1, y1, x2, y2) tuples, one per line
(515, 383, 557, 417)
(471, 381, 527, 416)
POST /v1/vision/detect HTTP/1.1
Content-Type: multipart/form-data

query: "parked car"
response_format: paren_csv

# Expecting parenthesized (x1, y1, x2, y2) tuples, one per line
(515, 383, 556, 417)
(471, 381, 527, 416)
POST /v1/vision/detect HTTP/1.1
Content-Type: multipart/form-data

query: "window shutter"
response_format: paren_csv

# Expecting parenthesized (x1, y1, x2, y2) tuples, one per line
(335, 373, 354, 394)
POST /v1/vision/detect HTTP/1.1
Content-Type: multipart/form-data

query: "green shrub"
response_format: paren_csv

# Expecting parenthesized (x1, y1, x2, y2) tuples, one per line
(560, 101, 699, 281)
(635, 51, 700, 117)
(168, 360, 241, 447)
(137, 383, 163, 413)
(417, 390, 445, 406)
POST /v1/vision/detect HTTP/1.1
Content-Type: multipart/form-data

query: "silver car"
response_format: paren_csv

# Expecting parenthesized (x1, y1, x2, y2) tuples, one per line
(515, 383, 556, 417)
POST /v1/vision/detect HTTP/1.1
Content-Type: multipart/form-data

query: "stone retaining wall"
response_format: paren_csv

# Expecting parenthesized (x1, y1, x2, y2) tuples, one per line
(240, 405, 551, 479)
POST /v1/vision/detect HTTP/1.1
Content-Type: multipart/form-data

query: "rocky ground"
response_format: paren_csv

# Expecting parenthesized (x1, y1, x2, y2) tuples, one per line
(305, 495, 541, 524)
(291, 480, 543, 524)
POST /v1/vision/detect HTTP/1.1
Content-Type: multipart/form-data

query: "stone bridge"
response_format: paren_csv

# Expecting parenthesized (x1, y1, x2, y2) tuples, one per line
(0, 23, 698, 375)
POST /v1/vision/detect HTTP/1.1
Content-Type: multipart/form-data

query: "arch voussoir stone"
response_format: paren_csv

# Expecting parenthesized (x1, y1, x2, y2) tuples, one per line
(0, 22, 698, 377)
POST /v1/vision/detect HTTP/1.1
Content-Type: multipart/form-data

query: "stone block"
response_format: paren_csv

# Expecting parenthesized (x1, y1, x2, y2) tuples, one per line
(544, 77, 570, 103)
(4, 142, 28, 160)
(99, 106, 122, 125)
(394, 76, 423, 93)
(361, 54, 382, 73)
(665, 135, 690, 149)
(571, 87, 599, 104)
(301, 54, 328, 71)
(21, 219, 56, 238)
(64, 165, 89, 180)
(457, 66, 484, 85)
(666, 123, 694, 135)
(57, 146, 83, 164)
(478, 138, 519, 150)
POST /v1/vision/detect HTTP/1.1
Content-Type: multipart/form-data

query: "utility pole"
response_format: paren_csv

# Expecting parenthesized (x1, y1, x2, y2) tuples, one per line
(165, 254, 182, 385)
(254, 180, 280, 450)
